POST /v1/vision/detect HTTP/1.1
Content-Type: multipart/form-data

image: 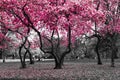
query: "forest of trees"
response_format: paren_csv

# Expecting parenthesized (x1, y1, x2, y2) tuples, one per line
(0, 0, 119, 69)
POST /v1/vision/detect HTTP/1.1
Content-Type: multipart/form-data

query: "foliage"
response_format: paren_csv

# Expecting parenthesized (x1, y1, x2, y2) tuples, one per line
(0, 0, 119, 68)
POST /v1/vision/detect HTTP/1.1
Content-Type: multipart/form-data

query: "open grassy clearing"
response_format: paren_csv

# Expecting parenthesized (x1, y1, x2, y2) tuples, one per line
(0, 60, 120, 80)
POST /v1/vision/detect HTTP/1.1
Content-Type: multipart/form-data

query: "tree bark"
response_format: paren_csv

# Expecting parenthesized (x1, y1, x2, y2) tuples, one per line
(111, 52, 115, 67)
(0, 50, 2, 59)
(28, 52, 34, 64)
(109, 32, 118, 67)
(24, 39, 34, 64)
(54, 58, 62, 69)
(61, 57, 64, 66)
(25, 47, 34, 64)
(19, 37, 27, 69)
(95, 35, 102, 65)
(3, 57, 5, 63)
(54, 62, 62, 69)
(21, 50, 28, 68)
(95, 47, 102, 65)
(111, 42, 116, 67)
(19, 46, 24, 68)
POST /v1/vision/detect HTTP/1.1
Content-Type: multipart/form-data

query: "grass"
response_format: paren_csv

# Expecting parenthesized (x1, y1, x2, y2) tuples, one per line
(0, 59, 120, 80)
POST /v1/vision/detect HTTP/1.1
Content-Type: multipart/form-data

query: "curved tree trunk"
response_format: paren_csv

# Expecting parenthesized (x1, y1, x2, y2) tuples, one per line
(23, 38, 34, 64)
(28, 52, 34, 64)
(25, 47, 34, 64)
(19, 37, 27, 69)
(95, 46, 102, 65)
(19, 46, 24, 68)
(22, 51, 27, 68)
(54, 26, 71, 69)
(95, 36, 102, 65)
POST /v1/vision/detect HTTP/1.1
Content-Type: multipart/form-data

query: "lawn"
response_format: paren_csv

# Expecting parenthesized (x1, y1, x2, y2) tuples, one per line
(0, 60, 120, 80)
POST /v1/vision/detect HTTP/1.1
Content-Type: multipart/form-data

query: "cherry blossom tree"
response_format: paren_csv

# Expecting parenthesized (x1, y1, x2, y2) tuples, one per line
(93, 0, 120, 67)
(0, 4, 34, 68)
(0, 0, 119, 69)
(0, 21, 16, 62)
(70, 0, 106, 65)
(0, 0, 69, 69)
(0, 0, 89, 69)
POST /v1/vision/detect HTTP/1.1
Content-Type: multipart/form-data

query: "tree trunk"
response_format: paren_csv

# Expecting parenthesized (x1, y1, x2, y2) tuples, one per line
(95, 36, 102, 65)
(61, 58, 64, 66)
(3, 57, 5, 63)
(28, 51, 34, 64)
(95, 46, 102, 65)
(0, 51, 2, 59)
(114, 48, 118, 59)
(12, 54, 15, 59)
(19, 47, 24, 68)
(111, 52, 115, 67)
(21, 61, 26, 68)
(20, 51, 27, 69)
(111, 45, 116, 67)
(54, 58, 62, 69)
(54, 53, 67, 69)
(110, 34, 117, 67)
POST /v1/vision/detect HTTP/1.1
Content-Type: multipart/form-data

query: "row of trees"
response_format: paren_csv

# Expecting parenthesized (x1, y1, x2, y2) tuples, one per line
(0, 0, 119, 69)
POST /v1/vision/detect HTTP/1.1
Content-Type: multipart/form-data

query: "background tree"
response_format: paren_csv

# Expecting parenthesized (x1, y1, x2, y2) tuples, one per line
(94, 0, 120, 67)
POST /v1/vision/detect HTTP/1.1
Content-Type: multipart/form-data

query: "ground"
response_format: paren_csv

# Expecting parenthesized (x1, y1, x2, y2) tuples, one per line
(0, 59, 120, 80)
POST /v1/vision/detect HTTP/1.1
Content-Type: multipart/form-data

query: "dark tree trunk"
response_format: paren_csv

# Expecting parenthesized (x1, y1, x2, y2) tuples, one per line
(109, 32, 118, 67)
(54, 58, 62, 69)
(111, 43, 117, 67)
(0, 50, 2, 59)
(28, 51, 34, 64)
(24, 39, 34, 64)
(21, 61, 26, 68)
(95, 35, 102, 65)
(19, 37, 27, 69)
(53, 54, 66, 69)
(111, 52, 115, 67)
(95, 45, 102, 65)
(54, 26, 71, 69)
(61, 57, 64, 66)
(114, 48, 118, 59)
(54, 62, 62, 69)
(3, 58, 5, 63)
(21, 51, 28, 68)
(12, 55, 15, 59)
(19, 47, 24, 68)
(20, 50, 27, 69)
